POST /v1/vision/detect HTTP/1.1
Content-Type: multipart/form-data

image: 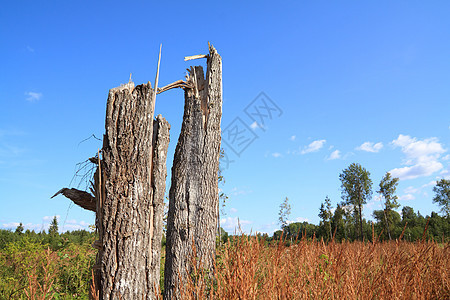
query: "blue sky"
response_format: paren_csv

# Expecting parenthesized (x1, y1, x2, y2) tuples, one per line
(1, 1, 449, 234)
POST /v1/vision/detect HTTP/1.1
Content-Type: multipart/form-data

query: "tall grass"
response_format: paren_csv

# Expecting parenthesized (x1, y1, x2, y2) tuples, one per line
(5, 235, 447, 299)
(180, 235, 449, 299)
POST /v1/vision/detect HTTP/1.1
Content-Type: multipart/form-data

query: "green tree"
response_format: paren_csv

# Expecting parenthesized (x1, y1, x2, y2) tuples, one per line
(278, 197, 291, 229)
(331, 204, 345, 241)
(48, 216, 59, 236)
(14, 223, 24, 235)
(339, 163, 372, 240)
(377, 172, 400, 240)
(318, 196, 333, 240)
(433, 179, 450, 218)
(373, 209, 401, 240)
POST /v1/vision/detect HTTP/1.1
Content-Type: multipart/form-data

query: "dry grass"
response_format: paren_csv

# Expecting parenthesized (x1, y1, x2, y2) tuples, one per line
(179, 235, 449, 299)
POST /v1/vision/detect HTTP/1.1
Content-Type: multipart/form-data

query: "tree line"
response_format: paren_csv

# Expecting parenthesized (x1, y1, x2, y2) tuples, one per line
(272, 163, 450, 243)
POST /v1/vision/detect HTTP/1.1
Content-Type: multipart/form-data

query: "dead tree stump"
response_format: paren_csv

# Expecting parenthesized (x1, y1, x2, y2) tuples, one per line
(98, 82, 170, 299)
(164, 44, 222, 299)
(55, 80, 170, 299)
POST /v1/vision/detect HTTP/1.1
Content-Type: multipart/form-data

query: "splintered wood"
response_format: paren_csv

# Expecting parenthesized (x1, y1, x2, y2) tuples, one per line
(53, 44, 222, 300)
(164, 44, 222, 300)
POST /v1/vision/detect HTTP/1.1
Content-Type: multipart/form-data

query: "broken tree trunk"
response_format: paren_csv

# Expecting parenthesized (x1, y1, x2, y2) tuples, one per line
(55, 79, 170, 299)
(97, 81, 170, 299)
(164, 44, 222, 299)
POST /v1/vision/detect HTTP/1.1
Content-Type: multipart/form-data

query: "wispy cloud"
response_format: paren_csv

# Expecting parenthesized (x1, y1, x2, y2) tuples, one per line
(389, 134, 446, 180)
(301, 139, 326, 154)
(356, 142, 383, 153)
(229, 187, 252, 197)
(2, 216, 91, 233)
(0, 129, 25, 138)
(440, 167, 450, 179)
(291, 217, 310, 223)
(290, 135, 296, 141)
(404, 186, 419, 194)
(26, 46, 35, 52)
(272, 152, 282, 158)
(256, 222, 279, 235)
(229, 208, 238, 214)
(0, 144, 26, 157)
(220, 217, 252, 232)
(327, 149, 341, 160)
(25, 92, 42, 102)
(399, 194, 415, 201)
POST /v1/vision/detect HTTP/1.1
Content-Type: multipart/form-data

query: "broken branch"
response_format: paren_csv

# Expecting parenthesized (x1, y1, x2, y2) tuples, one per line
(157, 80, 194, 94)
(184, 54, 208, 61)
(51, 188, 96, 212)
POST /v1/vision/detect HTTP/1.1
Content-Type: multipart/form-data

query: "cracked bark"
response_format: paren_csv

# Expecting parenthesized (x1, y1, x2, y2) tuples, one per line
(164, 44, 222, 300)
(98, 82, 170, 299)
(53, 80, 170, 299)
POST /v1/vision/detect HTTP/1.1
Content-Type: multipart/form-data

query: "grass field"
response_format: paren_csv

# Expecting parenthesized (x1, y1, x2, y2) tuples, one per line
(2, 234, 448, 299)
(178, 235, 449, 299)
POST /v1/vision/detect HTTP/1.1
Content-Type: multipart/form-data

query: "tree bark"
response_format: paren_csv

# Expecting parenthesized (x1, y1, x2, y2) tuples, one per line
(164, 44, 222, 299)
(97, 81, 170, 299)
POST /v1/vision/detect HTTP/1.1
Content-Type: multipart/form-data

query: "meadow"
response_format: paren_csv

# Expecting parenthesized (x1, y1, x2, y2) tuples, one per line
(1, 229, 448, 299)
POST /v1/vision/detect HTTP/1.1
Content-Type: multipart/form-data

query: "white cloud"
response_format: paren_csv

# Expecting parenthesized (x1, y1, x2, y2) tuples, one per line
(390, 163, 443, 181)
(389, 134, 446, 180)
(440, 167, 450, 179)
(229, 187, 252, 197)
(79, 221, 89, 227)
(404, 186, 419, 194)
(43, 215, 60, 222)
(327, 149, 341, 160)
(423, 181, 437, 188)
(290, 135, 296, 141)
(399, 194, 415, 201)
(442, 154, 450, 161)
(229, 208, 238, 214)
(294, 217, 310, 223)
(285, 217, 310, 225)
(27, 46, 34, 52)
(272, 152, 282, 158)
(220, 217, 252, 232)
(301, 140, 326, 154)
(25, 92, 42, 102)
(250, 121, 266, 130)
(356, 142, 383, 153)
(2, 222, 20, 228)
(2, 216, 91, 233)
(365, 198, 382, 211)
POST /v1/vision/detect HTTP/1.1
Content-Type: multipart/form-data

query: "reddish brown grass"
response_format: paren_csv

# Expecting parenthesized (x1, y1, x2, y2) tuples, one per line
(179, 236, 449, 299)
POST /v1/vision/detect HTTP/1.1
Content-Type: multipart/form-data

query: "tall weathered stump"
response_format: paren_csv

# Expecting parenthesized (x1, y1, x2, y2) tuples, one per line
(99, 82, 170, 299)
(164, 45, 222, 299)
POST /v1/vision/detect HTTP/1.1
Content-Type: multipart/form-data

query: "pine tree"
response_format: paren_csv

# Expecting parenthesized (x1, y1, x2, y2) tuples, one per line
(15, 222, 24, 235)
(48, 216, 59, 236)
